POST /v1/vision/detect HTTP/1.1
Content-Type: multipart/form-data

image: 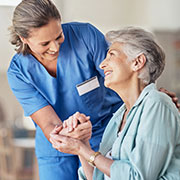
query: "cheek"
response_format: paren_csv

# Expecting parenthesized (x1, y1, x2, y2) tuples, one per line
(115, 63, 132, 79)
(30, 44, 48, 54)
(58, 37, 65, 45)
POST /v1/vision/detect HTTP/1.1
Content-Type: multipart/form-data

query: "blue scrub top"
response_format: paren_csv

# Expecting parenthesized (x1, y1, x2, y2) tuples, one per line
(7, 22, 123, 157)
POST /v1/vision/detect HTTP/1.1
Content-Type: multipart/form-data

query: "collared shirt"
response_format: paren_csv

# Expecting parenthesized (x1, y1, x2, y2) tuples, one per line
(7, 22, 123, 157)
(92, 83, 180, 180)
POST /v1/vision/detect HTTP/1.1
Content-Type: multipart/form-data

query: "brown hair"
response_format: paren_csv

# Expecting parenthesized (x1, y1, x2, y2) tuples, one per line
(9, 0, 61, 55)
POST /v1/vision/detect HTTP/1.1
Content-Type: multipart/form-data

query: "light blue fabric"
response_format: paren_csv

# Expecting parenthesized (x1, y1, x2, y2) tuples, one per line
(7, 22, 123, 158)
(91, 83, 180, 180)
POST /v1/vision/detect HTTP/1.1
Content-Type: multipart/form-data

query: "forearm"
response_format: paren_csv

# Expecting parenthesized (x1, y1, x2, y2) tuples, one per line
(31, 105, 62, 140)
(79, 142, 94, 180)
(93, 153, 113, 177)
(79, 142, 113, 178)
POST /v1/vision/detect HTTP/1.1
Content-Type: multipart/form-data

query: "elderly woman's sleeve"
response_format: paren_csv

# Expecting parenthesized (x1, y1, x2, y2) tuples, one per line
(109, 98, 180, 180)
(78, 167, 87, 180)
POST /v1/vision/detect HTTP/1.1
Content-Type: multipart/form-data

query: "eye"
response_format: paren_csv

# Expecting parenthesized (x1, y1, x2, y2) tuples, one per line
(56, 33, 63, 41)
(41, 42, 49, 46)
(108, 52, 115, 57)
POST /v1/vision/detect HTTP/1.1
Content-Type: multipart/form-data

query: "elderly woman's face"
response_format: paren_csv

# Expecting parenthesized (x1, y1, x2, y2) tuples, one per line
(21, 19, 64, 63)
(100, 42, 133, 89)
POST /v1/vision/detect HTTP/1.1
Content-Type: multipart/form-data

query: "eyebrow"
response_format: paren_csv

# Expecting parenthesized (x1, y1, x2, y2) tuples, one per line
(108, 48, 121, 53)
(40, 31, 63, 44)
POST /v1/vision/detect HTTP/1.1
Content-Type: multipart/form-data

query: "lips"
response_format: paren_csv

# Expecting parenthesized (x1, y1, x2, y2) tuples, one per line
(47, 51, 58, 55)
(104, 70, 112, 77)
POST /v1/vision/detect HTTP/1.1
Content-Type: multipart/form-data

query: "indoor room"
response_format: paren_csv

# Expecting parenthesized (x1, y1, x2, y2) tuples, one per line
(0, 0, 179, 179)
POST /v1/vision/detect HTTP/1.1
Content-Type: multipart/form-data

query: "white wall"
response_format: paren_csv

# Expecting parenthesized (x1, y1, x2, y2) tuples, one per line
(0, 0, 180, 72)
(0, 6, 15, 73)
(0, 0, 179, 124)
(58, 0, 180, 33)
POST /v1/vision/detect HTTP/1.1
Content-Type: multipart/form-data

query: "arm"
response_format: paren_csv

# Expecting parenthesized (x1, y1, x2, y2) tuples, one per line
(50, 134, 114, 180)
(30, 105, 62, 140)
(7, 63, 62, 141)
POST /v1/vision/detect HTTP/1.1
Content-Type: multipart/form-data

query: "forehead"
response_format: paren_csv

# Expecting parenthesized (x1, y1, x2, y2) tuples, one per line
(109, 42, 124, 51)
(28, 19, 62, 41)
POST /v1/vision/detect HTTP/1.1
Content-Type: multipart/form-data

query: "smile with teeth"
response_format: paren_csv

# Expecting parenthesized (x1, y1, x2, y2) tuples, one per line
(47, 51, 57, 55)
(104, 71, 112, 77)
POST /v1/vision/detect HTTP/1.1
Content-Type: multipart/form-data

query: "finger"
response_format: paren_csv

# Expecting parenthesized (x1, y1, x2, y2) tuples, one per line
(72, 114, 79, 129)
(50, 137, 61, 149)
(67, 116, 74, 132)
(63, 120, 68, 128)
(172, 97, 178, 103)
(76, 114, 88, 124)
(50, 125, 63, 136)
(159, 88, 176, 97)
(52, 134, 69, 143)
(71, 125, 92, 138)
(76, 121, 92, 131)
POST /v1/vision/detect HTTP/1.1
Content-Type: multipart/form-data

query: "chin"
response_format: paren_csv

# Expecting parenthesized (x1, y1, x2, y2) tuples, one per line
(45, 55, 58, 61)
(104, 81, 111, 88)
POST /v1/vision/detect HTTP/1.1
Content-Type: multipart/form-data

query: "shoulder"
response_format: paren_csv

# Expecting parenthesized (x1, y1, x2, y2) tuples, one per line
(7, 53, 33, 81)
(7, 53, 24, 73)
(62, 22, 104, 38)
(62, 22, 98, 31)
(147, 88, 179, 115)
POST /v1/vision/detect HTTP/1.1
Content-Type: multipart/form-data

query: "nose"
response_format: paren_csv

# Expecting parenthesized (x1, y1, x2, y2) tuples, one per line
(49, 41, 59, 52)
(99, 58, 107, 70)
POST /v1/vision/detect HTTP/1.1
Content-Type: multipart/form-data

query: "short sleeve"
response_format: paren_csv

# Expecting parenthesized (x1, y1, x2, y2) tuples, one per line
(7, 61, 49, 116)
(81, 23, 109, 76)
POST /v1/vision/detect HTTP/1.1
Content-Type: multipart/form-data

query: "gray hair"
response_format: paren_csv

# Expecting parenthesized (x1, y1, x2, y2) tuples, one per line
(9, 0, 61, 55)
(105, 27, 165, 84)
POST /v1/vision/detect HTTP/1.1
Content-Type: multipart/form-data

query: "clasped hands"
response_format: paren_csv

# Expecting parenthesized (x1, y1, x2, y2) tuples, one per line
(50, 112, 92, 155)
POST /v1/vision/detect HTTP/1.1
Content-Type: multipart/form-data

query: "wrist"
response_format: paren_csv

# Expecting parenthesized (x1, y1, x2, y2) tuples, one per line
(87, 151, 101, 167)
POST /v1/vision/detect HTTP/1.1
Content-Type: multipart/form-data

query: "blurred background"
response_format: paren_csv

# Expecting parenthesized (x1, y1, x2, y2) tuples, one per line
(0, 0, 180, 179)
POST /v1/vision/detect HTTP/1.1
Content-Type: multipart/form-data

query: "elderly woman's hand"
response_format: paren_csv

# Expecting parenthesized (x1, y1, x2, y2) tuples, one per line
(50, 134, 85, 155)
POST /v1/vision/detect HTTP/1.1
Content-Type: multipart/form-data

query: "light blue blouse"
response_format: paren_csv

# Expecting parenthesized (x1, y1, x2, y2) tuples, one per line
(79, 83, 180, 180)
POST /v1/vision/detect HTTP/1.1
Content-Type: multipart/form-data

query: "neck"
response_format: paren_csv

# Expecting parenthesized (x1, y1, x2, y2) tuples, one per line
(113, 77, 146, 111)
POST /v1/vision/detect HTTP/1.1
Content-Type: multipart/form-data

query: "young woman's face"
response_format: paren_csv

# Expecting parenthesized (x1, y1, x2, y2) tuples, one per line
(99, 42, 133, 90)
(22, 19, 64, 62)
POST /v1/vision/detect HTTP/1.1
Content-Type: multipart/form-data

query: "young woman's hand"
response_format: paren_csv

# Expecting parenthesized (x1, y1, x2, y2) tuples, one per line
(63, 112, 90, 132)
(159, 87, 180, 110)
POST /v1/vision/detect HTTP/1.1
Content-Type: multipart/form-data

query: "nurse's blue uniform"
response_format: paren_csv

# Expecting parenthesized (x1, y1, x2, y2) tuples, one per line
(7, 22, 123, 180)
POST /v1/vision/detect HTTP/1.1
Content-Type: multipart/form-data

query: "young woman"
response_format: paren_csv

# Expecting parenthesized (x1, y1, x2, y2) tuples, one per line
(7, 0, 122, 179)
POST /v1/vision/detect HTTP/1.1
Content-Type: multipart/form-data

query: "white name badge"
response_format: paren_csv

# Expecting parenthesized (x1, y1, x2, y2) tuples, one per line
(76, 76, 100, 96)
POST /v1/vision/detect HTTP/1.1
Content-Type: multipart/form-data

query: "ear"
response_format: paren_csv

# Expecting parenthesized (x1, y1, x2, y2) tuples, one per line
(19, 36, 28, 44)
(132, 54, 146, 72)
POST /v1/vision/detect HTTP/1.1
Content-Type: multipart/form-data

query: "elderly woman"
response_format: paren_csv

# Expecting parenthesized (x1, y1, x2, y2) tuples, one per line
(50, 27, 180, 180)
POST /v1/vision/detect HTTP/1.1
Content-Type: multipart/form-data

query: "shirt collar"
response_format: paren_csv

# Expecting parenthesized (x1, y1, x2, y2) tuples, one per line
(133, 83, 156, 108)
(113, 83, 157, 125)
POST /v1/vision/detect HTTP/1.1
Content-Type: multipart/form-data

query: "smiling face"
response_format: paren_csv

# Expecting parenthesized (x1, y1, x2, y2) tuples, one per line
(99, 42, 134, 90)
(20, 19, 64, 63)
